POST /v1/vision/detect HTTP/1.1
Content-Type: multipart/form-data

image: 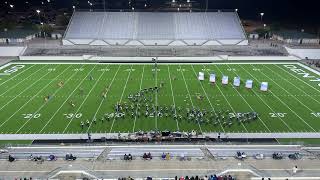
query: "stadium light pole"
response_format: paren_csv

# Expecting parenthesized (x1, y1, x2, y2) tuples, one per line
(205, 0, 208, 12)
(260, 12, 264, 22)
(36, 9, 41, 24)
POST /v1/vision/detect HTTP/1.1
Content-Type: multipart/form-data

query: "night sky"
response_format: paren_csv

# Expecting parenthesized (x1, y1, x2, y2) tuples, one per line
(2, 0, 320, 26)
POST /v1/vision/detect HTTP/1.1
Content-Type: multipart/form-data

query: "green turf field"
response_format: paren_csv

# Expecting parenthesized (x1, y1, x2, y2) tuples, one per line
(0, 62, 319, 135)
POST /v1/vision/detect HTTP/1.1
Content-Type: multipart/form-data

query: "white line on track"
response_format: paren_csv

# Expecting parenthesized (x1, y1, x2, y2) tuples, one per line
(39, 65, 96, 133)
(15, 65, 73, 133)
(250, 64, 316, 132)
(63, 65, 106, 133)
(219, 64, 273, 133)
(132, 65, 145, 133)
(274, 64, 320, 103)
(0, 65, 54, 128)
(109, 65, 132, 133)
(86, 65, 121, 133)
(190, 65, 225, 133)
(237, 65, 294, 132)
(167, 65, 180, 131)
(179, 64, 203, 134)
(205, 64, 249, 133)
(0, 64, 35, 87)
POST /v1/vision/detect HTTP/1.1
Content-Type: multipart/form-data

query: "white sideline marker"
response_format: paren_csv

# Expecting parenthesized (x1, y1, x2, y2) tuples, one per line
(260, 82, 269, 91)
(245, 80, 253, 89)
(233, 76, 240, 87)
(209, 73, 216, 83)
(198, 72, 204, 81)
(222, 75, 228, 85)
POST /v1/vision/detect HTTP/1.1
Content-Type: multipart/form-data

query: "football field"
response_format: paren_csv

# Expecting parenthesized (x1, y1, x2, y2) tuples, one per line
(0, 61, 319, 135)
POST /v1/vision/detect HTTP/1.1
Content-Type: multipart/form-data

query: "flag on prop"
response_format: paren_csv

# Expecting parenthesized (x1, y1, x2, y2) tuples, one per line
(222, 76, 228, 85)
(233, 76, 241, 87)
(209, 73, 216, 83)
(198, 72, 204, 81)
(260, 82, 268, 91)
(245, 80, 253, 89)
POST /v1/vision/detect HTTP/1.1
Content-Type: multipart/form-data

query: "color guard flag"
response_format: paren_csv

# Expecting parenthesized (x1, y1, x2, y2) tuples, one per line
(222, 76, 228, 85)
(233, 76, 240, 87)
(198, 72, 205, 81)
(245, 80, 253, 89)
(209, 73, 216, 83)
(260, 82, 268, 91)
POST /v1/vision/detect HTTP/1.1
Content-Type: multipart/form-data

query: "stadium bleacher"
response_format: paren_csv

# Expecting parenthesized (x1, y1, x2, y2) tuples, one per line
(63, 11, 247, 46)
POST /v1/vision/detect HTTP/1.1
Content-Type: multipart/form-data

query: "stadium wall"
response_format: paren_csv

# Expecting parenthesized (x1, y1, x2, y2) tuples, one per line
(0, 46, 27, 56)
(285, 47, 320, 59)
(19, 55, 300, 61)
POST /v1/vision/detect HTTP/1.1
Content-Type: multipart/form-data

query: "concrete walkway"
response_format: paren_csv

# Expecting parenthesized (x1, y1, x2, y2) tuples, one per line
(1, 153, 320, 179)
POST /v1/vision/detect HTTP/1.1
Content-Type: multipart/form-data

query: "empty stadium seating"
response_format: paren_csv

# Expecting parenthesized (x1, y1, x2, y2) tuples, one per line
(63, 11, 247, 46)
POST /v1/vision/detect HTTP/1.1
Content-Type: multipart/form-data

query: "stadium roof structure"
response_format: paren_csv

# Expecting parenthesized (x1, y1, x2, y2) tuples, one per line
(63, 11, 248, 46)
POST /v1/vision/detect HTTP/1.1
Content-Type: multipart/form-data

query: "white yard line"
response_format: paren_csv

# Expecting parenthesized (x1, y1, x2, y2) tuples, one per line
(190, 65, 225, 133)
(86, 65, 121, 133)
(155, 64, 158, 130)
(0, 66, 53, 111)
(254, 65, 319, 115)
(0, 64, 35, 87)
(250, 64, 316, 132)
(132, 65, 145, 133)
(237, 65, 294, 132)
(167, 65, 180, 131)
(15, 65, 73, 133)
(275, 65, 320, 101)
(63, 66, 106, 133)
(109, 65, 132, 133)
(0, 65, 55, 128)
(178, 64, 203, 134)
(0, 63, 13, 70)
(218, 64, 273, 133)
(298, 63, 320, 76)
(0, 65, 47, 97)
(204, 64, 248, 133)
(39, 65, 96, 133)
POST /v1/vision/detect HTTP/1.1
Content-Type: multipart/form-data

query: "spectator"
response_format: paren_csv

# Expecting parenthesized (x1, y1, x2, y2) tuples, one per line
(180, 153, 185, 161)
(143, 152, 152, 160)
(203, 175, 208, 180)
(293, 165, 298, 174)
(166, 153, 171, 160)
(179, 176, 185, 180)
(161, 152, 166, 160)
(9, 154, 15, 162)
(128, 154, 132, 160)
